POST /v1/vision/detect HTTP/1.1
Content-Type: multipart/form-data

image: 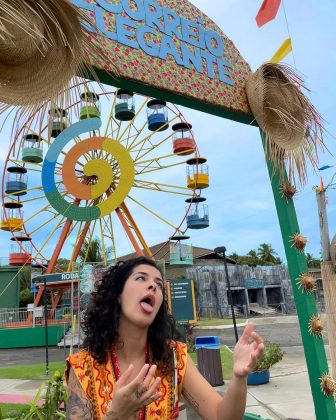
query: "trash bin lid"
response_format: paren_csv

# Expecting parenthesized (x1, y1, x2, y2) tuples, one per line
(195, 336, 220, 349)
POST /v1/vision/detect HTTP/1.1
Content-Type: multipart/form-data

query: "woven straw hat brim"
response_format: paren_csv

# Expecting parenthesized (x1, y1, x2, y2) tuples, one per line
(246, 63, 325, 186)
(246, 64, 305, 151)
(0, 0, 91, 107)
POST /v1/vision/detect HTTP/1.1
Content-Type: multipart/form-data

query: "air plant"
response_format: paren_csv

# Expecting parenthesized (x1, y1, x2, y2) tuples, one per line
(320, 372, 336, 397)
(309, 314, 323, 338)
(289, 233, 307, 252)
(297, 272, 317, 293)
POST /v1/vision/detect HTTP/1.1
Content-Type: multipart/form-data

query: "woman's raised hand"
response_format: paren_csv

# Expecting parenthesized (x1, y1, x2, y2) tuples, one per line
(103, 364, 162, 419)
(232, 323, 264, 378)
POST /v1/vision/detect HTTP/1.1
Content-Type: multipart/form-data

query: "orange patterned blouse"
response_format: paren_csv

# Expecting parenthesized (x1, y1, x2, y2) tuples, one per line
(66, 341, 188, 420)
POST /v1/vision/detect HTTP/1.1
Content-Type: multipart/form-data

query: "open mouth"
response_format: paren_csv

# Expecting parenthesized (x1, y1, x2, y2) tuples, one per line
(140, 294, 155, 313)
(140, 295, 155, 307)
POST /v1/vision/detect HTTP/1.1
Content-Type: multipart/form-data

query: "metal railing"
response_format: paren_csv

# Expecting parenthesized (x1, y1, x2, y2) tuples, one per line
(0, 257, 9, 266)
(0, 305, 72, 328)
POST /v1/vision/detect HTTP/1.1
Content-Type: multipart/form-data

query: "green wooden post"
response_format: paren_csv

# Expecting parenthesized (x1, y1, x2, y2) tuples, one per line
(261, 130, 336, 419)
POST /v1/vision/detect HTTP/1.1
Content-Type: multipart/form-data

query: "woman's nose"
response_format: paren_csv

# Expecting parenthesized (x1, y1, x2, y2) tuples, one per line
(147, 283, 157, 292)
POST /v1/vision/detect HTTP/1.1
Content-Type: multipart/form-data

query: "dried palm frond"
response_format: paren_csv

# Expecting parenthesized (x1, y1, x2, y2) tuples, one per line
(0, 0, 117, 124)
(246, 63, 325, 186)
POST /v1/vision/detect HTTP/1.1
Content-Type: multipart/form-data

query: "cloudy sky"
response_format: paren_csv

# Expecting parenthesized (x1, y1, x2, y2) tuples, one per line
(0, 1, 335, 264)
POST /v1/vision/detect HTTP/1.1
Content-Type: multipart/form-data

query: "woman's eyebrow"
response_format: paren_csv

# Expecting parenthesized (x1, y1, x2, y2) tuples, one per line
(133, 271, 163, 282)
(133, 271, 148, 276)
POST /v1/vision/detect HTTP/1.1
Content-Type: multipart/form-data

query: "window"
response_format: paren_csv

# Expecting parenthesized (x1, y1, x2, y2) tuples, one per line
(205, 291, 212, 304)
(203, 271, 210, 289)
(217, 271, 224, 284)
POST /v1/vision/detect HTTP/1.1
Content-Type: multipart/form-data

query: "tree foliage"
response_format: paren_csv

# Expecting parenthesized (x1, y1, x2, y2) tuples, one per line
(79, 237, 103, 262)
(306, 252, 321, 268)
(19, 266, 32, 291)
(229, 243, 282, 266)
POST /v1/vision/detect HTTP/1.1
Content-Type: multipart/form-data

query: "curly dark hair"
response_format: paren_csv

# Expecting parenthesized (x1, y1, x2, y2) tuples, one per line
(82, 256, 180, 373)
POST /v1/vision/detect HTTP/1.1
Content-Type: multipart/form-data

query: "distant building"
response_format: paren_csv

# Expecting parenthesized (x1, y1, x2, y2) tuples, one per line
(186, 263, 296, 317)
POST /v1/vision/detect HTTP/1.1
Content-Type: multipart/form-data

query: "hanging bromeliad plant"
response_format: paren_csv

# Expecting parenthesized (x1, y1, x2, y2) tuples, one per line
(246, 63, 325, 186)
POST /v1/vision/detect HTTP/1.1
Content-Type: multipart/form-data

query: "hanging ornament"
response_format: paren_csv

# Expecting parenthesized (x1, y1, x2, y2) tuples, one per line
(309, 314, 323, 337)
(280, 182, 296, 200)
(297, 273, 316, 293)
(289, 233, 307, 252)
(246, 63, 325, 186)
(320, 373, 336, 397)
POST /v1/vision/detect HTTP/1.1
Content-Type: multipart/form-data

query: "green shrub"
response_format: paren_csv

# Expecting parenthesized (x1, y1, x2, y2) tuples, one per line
(253, 341, 284, 372)
(19, 289, 34, 307)
(2, 371, 67, 419)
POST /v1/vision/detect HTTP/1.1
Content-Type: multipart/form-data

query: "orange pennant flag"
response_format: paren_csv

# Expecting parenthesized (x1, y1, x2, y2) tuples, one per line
(256, 0, 282, 27)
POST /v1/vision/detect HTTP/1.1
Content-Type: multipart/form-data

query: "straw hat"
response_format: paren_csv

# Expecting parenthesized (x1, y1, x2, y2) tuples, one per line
(0, 0, 99, 107)
(246, 63, 325, 186)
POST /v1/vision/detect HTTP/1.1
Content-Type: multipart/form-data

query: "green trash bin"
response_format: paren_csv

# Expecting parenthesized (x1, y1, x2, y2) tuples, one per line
(195, 336, 224, 386)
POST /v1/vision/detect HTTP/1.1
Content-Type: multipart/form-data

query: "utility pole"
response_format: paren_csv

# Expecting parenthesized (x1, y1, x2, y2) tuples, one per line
(315, 182, 336, 380)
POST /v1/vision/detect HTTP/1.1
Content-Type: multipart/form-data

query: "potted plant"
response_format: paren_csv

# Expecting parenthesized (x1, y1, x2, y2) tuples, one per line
(247, 340, 284, 385)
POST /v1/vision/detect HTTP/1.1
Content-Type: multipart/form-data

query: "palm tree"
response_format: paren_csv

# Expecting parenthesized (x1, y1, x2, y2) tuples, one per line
(247, 249, 260, 266)
(19, 266, 32, 291)
(257, 243, 278, 265)
(306, 252, 321, 268)
(79, 237, 103, 262)
(228, 252, 240, 263)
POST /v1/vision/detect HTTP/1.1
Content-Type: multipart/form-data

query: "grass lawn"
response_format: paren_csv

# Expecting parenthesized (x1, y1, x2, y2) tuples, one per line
(196, 317, 245, 327)
(189, 345, 233, 380)
(0, 403, 29, 417)
(0, 361, 66, 380)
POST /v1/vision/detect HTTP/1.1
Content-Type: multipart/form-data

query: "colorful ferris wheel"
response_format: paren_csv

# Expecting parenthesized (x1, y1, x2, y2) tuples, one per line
(1, 84, 210, 273)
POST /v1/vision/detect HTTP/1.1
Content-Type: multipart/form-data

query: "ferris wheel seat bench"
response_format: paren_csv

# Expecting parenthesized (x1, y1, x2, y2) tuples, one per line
(187, 174, 209, 189)
(0, 217, 23, 231)
(187, 214, 209, 229)
(173, 138, 196, 155)
(147, 113, 168, 131)
(9, 252, 32, 265)
(5, 181, 27, 195)
(169, 253, 193, 265)
(22, 147, 43, 163)
(51, 121, 67, 138)
(115, 102, 135, 121)
(80, 105, 101, 120)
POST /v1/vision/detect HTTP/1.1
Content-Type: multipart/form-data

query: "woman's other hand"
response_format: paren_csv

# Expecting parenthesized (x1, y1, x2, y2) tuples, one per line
(102, 363, 162, 419)
(232, 323, 264, 378)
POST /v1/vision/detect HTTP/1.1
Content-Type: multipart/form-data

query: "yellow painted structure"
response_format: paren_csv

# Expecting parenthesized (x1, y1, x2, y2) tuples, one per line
(0, 217, 23, 231)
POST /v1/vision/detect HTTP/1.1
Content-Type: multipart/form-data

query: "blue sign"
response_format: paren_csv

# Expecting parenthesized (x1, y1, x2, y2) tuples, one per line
(70, 0, 233, 86)
(245, 279, 264, 289)
(33, 272, 80, 284)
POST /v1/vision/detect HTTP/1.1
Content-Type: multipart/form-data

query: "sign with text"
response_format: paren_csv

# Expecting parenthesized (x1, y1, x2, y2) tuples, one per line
(70, 0, 252, 117)
(245, 279, 264, 289)
(168, 278, 196, 323)
(33, 272, 80, 285)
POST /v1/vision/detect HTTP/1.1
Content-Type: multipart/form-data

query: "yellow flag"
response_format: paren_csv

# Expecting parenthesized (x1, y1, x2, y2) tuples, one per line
(269, 38, 292, 63)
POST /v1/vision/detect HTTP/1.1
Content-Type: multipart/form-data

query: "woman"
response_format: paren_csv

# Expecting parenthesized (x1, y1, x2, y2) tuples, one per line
(66, 256, 264, 419)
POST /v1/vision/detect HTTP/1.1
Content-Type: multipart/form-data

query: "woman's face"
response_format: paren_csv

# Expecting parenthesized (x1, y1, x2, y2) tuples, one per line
(119, 264, 164, 328)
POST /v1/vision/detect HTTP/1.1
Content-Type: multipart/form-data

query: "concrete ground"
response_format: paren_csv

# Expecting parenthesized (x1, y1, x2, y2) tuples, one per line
(0, 347, 319, 419)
